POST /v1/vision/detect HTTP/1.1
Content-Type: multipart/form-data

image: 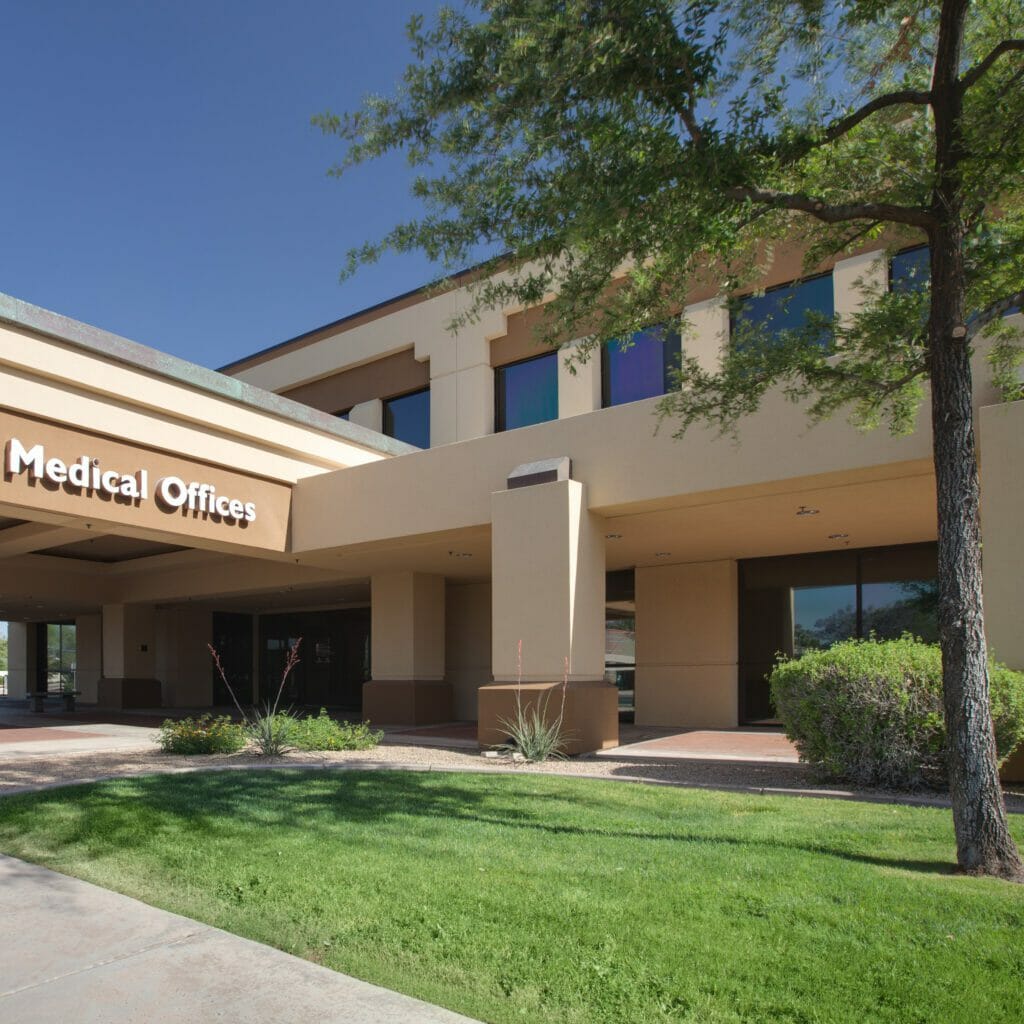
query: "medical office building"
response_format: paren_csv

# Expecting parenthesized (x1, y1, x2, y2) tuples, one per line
(1, 244, 1023, 756)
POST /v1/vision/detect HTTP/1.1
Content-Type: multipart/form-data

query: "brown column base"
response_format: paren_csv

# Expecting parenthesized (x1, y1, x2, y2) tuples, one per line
(1000, 745, 1024, 784)
(362, 679, 453, 725)
(478, 679, 619, 756)
(97, 678, 162, 710)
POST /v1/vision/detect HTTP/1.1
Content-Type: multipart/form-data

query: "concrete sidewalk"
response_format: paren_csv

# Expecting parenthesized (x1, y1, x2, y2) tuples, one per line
(0, 854, 481, 1024)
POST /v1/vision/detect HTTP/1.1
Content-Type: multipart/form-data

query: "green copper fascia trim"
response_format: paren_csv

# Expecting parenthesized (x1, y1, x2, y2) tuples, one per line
(0, 291, 420, 458)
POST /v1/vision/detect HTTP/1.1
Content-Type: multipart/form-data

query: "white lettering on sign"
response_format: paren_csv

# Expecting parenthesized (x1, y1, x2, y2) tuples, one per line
(4, 437, 256, 524)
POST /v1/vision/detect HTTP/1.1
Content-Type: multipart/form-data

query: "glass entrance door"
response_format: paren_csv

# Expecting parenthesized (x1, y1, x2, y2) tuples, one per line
(259, 609, 370, 712)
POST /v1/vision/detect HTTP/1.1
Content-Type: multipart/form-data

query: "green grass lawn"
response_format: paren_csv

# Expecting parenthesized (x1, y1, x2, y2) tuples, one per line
(1, 770, 1022, 1024)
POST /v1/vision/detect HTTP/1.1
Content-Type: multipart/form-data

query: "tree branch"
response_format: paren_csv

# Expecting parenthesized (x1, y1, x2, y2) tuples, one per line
(967, 291, 1024, 339)
(725, 186, 935, 229)
(821, 89, 931, 144)
(959, 39, 1024, 91)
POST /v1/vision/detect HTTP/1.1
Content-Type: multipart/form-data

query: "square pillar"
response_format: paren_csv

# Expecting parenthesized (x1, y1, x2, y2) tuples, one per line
(480, 478, 617, 753)
(981, 400, 1024, 782)
(833, 249, 887, 325)
(98, 604, 162, 709)
(682, 297, 728, 374)
(634, 560, 739, 728)
(348, 398, 383, 433)
(363, 572, 452, 724)
(5, 622, 35, 701)
(557, 339, 601, 418)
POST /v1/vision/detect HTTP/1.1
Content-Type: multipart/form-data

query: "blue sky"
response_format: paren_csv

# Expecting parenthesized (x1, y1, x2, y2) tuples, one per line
(0, 1, 450, 368)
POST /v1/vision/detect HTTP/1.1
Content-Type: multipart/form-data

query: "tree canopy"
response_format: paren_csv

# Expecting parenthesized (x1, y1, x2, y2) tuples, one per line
(320, 0, 1024, 879)
(318, 0, 1023, 435)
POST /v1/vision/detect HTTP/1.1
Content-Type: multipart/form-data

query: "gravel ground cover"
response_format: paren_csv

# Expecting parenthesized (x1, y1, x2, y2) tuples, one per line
(1, 738, 1021, 811)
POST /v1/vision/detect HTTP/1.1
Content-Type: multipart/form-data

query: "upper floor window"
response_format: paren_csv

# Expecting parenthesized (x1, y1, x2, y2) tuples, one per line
(890, 245, 930, 293)
(335, 409, 351, 421)
(602, 325, 681, 408)
(495, 351, 558, 432)
(732, 272, 835, 348)
(384, 387, 430, 448)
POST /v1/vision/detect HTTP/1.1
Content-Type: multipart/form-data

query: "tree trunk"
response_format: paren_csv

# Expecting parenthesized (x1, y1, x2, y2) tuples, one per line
(928, 0, 1023, 881)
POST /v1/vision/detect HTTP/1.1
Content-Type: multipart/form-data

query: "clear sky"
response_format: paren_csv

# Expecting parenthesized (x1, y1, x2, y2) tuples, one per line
(0, 1, 450, 369)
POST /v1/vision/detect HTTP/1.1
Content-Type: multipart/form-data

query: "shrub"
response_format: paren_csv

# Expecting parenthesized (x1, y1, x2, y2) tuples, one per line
(770, 635, 1024, 789)
(289, 708, 383, 751)
(246, 709, 297, 757)
(158, 715, 246, 755)
(497, 697, 568, 762)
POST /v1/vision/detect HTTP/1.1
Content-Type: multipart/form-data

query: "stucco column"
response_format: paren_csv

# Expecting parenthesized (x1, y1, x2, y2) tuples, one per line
(833, 249, 887, 324)
(5, 622, 35, 700)
(980, 398, 1024, 782)
(348, 398, 383, 433)
(75, 614, 102, 704)
(417, 323, 494, 446)
(98, 604, 162, 709)
(363, 572, 452, 724)
(480, 478, 618, 753)
(634, 559, 739, 728)
(557, 339, 602, 418)
(682, 297, 728, 374)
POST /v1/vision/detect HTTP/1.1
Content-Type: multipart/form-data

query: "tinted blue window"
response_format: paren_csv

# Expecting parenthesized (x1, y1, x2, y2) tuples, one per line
(602, 326, 681, 407)
(890, 245, 930, 292)
(733, 273, 835, 346)
(336, 410, 351, 420)
(495, 352, 558, 431)
(384, 388, 430, 448)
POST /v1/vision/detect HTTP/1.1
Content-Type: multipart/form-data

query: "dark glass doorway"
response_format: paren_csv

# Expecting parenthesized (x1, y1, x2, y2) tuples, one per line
(259, 609, 370, 712)
(212, 612, 253, 705)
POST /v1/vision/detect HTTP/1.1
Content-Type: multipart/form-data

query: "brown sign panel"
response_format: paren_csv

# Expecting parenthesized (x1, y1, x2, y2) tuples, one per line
(0, 410, 291, 551)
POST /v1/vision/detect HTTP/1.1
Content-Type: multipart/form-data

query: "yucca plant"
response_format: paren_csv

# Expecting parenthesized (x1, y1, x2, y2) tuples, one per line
(496, 644, 570, 762)
(209, 638, 302, 757)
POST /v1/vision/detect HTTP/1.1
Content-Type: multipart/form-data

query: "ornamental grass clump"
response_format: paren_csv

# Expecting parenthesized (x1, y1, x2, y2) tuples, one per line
(157, 714, 246, 755)
(495, 644, 570, 763)
(289, 708, 382, 751)
(209, 639, 303, 757)
(770, 635, 1024, 790)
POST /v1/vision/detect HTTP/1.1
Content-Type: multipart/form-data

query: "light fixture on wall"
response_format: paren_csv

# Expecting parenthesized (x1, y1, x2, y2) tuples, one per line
(448, 550, 473, 558)
(654, 551, 672, 558)
(796, 505, 820, 517)
(605, 533, 623, 540)
(828, 533, 850, 541)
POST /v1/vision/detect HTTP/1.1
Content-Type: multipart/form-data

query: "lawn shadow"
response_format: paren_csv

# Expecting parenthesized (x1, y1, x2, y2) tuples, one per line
(0, 767, 957, 877)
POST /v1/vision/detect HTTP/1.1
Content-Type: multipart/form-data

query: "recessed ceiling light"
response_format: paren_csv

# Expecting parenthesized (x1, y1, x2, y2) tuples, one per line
(448, 550, 473, 558)
(605, 533, 623, 540)
(654, 551, 672, 558)
(828, 533, 849, 540)
(796, 505, 820, 517)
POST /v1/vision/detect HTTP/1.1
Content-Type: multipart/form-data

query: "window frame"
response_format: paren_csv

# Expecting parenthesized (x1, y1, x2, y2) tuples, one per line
(729, 270, 835, 349)
(382, 386, 431, 448)
(493, 350, 559, 433)
(600, 324, 683, 409)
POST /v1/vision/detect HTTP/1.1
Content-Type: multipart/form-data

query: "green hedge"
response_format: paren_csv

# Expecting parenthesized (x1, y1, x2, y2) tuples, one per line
(769, 636, 1024, 789)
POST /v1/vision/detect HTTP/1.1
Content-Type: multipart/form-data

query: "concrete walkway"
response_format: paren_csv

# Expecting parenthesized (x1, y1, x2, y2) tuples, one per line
(0, 855, 480, 1024)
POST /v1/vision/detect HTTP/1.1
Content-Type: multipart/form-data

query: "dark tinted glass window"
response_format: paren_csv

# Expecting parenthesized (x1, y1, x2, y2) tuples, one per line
(890, 245, 930, 292)
(335, 409, 351, 421)
(495, 352, 558, 431)
(384, 388, 430, 448)
(602, 325, 681, 407)
(733, 273, 834, 346)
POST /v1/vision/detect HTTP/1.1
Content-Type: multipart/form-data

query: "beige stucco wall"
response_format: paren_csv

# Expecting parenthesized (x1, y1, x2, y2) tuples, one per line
(155, 607, 214, 707)
(980, 398, 1024, 670)
(102, 604, 156, 680)
(445, 582, 492, 719)
(5, 622, 32, 699)
(635, 559, 739, 728)
(370, 572, 446, 680)
(491, 479, 606, 682)
(75, 613, 102, 703)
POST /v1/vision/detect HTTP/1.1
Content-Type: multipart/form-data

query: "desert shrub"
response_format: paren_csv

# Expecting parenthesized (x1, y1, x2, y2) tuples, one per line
(770, 635, 1024, 789)
(246, 709, 297, 757)
(497, 697, 568, 762)
(158, 715, 246, 755)
(289, 708, 383, 751)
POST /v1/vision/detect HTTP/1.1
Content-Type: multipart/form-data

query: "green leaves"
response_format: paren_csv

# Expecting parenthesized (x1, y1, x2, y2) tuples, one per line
(322, 0, 1024, 432)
